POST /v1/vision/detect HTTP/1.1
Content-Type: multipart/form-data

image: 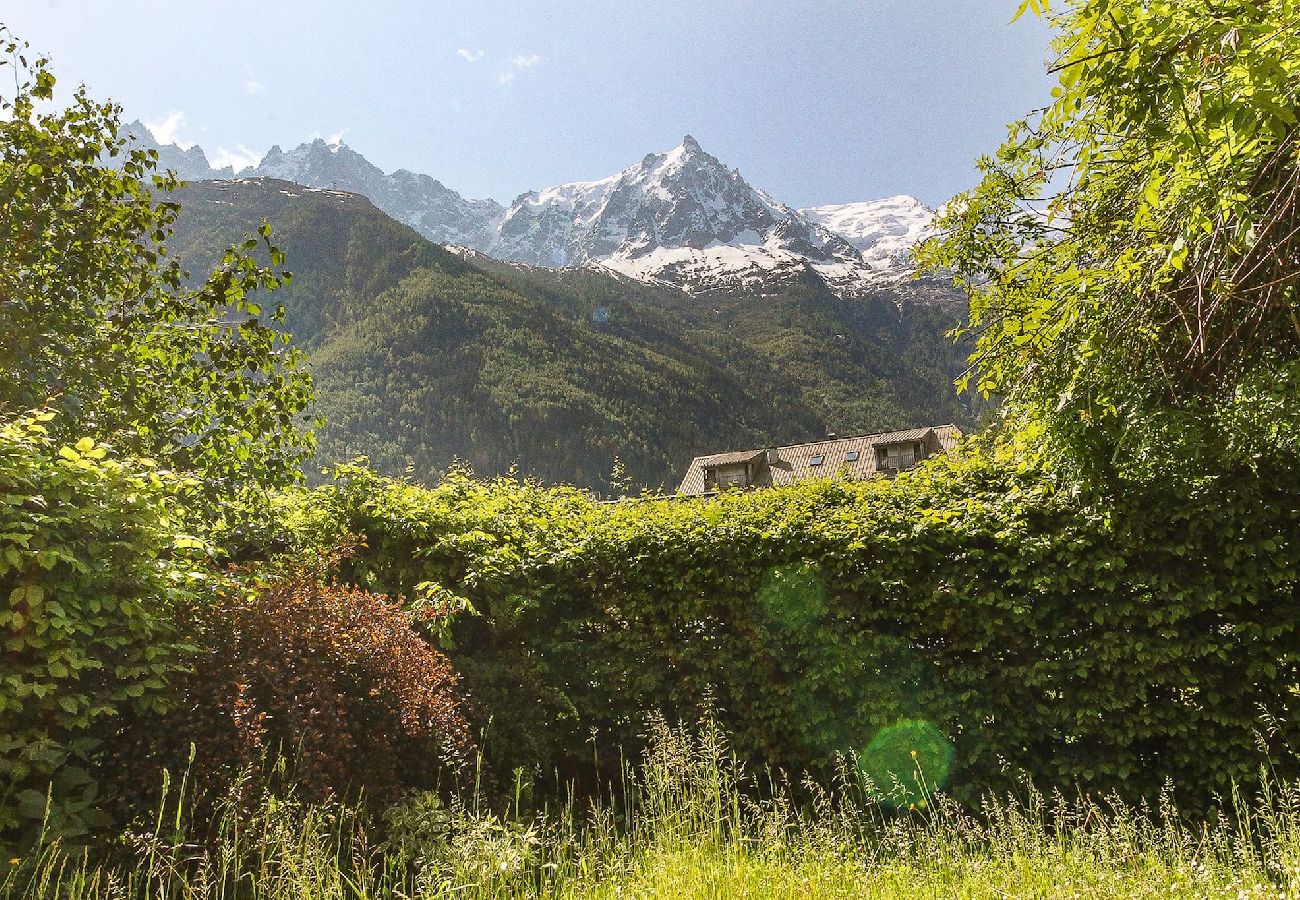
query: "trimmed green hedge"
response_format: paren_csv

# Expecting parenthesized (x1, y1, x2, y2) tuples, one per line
(282, 442, 1300, 807)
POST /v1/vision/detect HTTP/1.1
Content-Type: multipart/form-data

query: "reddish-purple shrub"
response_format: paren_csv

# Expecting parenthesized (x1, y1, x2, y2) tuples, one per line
(111, 546, 475, 812)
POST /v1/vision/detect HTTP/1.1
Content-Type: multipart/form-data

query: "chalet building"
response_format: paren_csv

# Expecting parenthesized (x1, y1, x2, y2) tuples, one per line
(676, 424, 962, 497)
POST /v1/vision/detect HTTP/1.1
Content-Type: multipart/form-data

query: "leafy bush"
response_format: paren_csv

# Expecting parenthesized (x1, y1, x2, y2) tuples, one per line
(919, 0, 1300, 483)
(112, 547, 476, 812)
(273, 442, 1300, 809)
(0, 412, 197, 845)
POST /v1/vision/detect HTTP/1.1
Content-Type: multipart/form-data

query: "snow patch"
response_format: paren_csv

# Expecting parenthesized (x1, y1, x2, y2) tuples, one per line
(800, 196, 934, 271)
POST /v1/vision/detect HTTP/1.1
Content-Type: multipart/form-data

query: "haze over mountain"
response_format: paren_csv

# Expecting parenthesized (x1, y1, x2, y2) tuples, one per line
(253, 137, 507, 250)
(119, 119, 237, 181)
(119, 121, 940, 296)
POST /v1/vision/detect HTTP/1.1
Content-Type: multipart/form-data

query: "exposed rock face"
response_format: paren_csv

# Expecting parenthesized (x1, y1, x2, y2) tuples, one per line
(488, 136, 881, 292)
(250, 140, 505, 249)
(118, 120, 236, 181)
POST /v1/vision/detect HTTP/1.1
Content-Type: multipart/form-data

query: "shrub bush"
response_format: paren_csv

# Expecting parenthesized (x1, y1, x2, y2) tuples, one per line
(0, 412, 197, 846)
(113, 547, 476, 813)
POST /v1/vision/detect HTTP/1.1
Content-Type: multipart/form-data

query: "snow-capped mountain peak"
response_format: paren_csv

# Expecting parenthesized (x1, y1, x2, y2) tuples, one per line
(490, 135, 863, 284)
(117, 120, 237, 181)
(254, 139, 387, 190)
(800, 195, 934, 271)
(111, 121, 937, 294)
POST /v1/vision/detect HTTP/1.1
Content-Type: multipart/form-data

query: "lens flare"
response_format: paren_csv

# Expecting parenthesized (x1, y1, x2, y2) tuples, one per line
(755, 562, 827, 633)
(859, 719, 953, 807)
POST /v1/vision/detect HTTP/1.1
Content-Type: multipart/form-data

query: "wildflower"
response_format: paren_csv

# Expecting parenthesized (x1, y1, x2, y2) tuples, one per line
(8, 858, 18, 866)
(910, 750, 918, 759)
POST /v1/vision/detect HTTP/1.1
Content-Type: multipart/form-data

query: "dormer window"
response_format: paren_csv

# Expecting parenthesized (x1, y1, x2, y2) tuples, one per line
(700, 449, 768, 491)
(877, 441, 921, 471)
(713, 464, 750, 489)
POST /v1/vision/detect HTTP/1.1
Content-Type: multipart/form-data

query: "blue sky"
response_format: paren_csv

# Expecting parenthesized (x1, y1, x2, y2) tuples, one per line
(7, 1, 1054, 208)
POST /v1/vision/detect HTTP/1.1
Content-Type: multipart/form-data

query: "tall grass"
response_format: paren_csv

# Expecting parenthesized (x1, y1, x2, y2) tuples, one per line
(5, 719, 1300, 898)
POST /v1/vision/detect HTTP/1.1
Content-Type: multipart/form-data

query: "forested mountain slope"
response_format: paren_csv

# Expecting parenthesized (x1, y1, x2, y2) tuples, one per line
(167, 179, 975, 490)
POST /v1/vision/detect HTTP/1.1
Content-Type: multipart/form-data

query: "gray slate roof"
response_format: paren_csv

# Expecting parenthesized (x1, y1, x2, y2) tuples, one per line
(677, 424, 961, 496)
(699, 449, 768, 468)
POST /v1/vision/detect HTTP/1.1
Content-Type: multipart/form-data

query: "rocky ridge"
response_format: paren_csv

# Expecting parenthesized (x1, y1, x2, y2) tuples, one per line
(118, 123, 939, 294)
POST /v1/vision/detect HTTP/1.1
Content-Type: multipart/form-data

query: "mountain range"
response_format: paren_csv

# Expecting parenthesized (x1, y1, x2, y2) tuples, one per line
(162, 179, 973, 491)
(120, 121, 936, 296)
(118, 120, 976, 490)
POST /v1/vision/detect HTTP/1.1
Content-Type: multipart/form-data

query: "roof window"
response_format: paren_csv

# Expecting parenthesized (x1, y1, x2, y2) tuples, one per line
(845, 450, 860, 462)
(810, 454, 825, 466)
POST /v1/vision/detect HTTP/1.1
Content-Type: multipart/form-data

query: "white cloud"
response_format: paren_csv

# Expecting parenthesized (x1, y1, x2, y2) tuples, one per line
(144, 111, 192, 149)
(457, 48, 485, 63)
(209, 144, 260, 173)
(244, 71, 264, 95)
(326, 129, 346, 147)
(498, 52, 541, 85)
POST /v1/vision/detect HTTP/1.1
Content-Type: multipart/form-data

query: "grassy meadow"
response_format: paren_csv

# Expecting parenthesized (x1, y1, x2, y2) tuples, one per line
(5, 722, 1300, 899)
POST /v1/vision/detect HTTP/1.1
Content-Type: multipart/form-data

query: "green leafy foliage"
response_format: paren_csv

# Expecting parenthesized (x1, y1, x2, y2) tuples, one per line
(0, 32, 322, 843)
(859, 719, 954, 808)
(0, 413, 199, 845)
(0, 34, 313, 513)
(274, 436, 1300, 809)
(918, 0, 1300, 478)
(5, 5, 1300, 861)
